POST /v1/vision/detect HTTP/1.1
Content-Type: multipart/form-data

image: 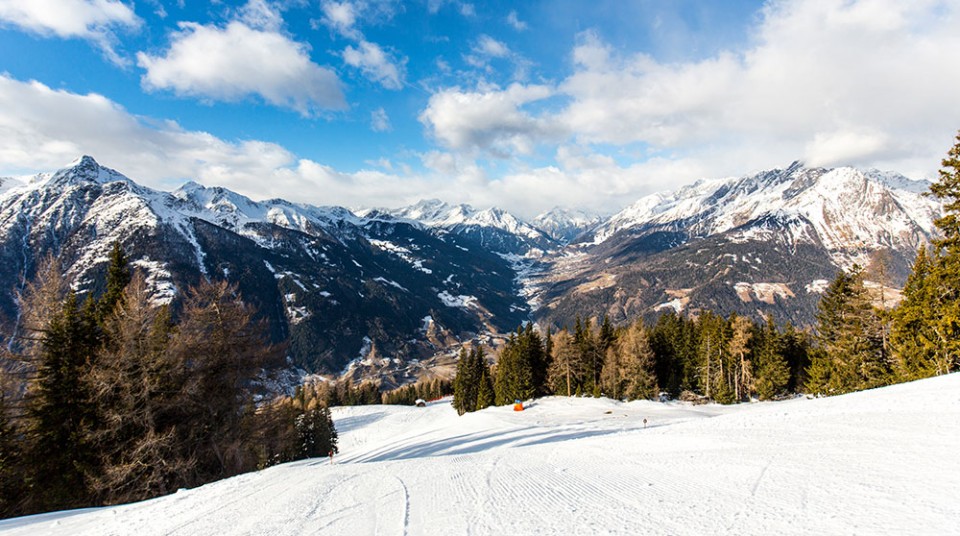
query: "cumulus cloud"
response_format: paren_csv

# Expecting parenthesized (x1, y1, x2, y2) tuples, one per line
(342, 40, 405, 89)
(319, 1, 359, 39)
(559, 0, 960, 174)
(370, 107, 391, 132)
(0, 0, 141, 64)
(419, 83, 562, 156)
(137, 20, 345, 115)
(316, 1, 407, 90)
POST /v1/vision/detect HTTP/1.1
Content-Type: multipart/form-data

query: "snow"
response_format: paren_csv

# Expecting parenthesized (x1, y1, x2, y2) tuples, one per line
(437, 290, 477, 309)
(4, 373, 958, 535)
(373, 277, 408, 292)
(805, 279, 830, 294)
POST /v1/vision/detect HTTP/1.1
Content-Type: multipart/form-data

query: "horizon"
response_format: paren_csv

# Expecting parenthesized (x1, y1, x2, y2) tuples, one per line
(0, 1, 958, 218)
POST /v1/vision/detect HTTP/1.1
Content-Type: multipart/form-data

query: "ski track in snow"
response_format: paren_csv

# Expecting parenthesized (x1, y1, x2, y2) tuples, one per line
(2, 374, 959, 535)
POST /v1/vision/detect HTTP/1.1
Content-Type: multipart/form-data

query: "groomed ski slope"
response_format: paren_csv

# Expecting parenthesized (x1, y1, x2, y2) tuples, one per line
(3, 374, 958, 535)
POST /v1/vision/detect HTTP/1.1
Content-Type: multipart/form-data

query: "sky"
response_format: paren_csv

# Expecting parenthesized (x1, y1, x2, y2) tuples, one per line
(0, 0, 958, 218)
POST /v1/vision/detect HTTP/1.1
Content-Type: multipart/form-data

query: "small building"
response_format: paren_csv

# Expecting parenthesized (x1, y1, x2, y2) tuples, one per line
(415, 399, 427, 407)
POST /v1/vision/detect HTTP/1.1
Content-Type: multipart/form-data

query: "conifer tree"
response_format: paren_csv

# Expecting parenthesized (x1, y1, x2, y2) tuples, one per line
(0, 393, 22, 518)
(452, 348, 477, 415)
(96, 241, 131, 324)
(86, 272, 186, 504)
(547, 330, 582, 396)
(753, 316, 790, 401)
(297, 404, 338, 458)
(618, 321, 658, 400)
(25, 290, 100, 511)
(476, 366, 494, 411)
(808, 266, 890, 395)
(727, 315, 754, 401)
(166, 279, 283, 481)
(494, 330, 535, 405)
(889, 247, 951, 378)
(893, 131, 960, 376)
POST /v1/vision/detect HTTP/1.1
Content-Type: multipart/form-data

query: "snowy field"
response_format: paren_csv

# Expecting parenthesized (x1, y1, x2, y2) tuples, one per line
(2, 373, 959, 535)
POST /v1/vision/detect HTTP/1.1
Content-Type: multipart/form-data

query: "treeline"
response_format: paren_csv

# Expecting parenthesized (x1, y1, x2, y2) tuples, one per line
(453, 313, 812, 414)
(0, 244, 337, 519)
(452, 132, 960, 413)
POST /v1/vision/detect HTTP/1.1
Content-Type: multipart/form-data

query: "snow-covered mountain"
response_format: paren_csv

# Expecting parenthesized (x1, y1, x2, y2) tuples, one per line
(363, 199, 557, 255)
(531, 163, 941, 329)
(0, 156, 943, 382)
(587, 163, 937, 265)
(5, 372, 957, 535)
(0, 157, 527, 382)
(533, 206, 603, 243)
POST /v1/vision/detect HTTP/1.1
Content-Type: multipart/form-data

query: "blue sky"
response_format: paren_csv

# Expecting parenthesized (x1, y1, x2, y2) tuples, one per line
(1, 0, 958, 217)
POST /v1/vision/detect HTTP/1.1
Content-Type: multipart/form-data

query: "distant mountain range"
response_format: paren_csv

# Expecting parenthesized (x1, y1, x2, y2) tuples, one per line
(0, 157, 941, 383)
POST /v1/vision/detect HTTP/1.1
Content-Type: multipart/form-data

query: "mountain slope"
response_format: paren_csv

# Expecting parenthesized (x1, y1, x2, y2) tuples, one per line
(0, 157, 527, 381)
(4, 373, 957, 535)
(532, 163, 940, 328)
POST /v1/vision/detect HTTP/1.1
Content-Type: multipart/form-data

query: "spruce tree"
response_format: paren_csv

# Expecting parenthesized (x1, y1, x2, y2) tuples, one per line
(889, 247, 951, 378)
(96, 241, 131, 324)
(753, 316, 790, 401)
(809, 266, 890, 395)
(897, 131, 960, 376)
(297, 405, 338, 458)
(452, 348, 477, 415)
(26, 291, 99, 511)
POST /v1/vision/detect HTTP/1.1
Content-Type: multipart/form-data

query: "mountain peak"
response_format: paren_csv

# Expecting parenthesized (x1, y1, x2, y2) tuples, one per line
(69, 154, 99, 169)
(50, 154, 129, 187)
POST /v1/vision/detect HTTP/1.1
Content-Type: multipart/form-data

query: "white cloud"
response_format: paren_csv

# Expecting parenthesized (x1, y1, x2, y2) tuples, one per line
(506, 10, 526, 31)
(319, 1, 359, 39)
(464, 34, 532, 80)
(419, 83, 561, 156)
(342, 40, 405, 89)
(422, 0, 960, 204)
(238, 0, 283, 32)
(137, 20, 345, 115)
(475, 34, 509, 58)
(370, 107, 391, 132)
(0, 73, 436, 210)
(0, 0, 141, 64)
(558, 0, 960, 174)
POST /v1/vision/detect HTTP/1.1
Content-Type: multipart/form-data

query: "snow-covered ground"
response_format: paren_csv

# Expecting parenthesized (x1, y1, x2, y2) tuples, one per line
(3, 374, 959, 535)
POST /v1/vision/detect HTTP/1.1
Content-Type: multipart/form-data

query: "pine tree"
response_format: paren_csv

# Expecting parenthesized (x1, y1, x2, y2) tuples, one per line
(95, 241, 131, 324)
(297, 405, 338, 458)
(452, 348, 477, 415)
(893, 131, 960, 376)
(476, 366, 494, 411)
(166, 279, 283, 482)
(889, 247, 952, 378)
(809, 266, 890, 395)
(494, 330, 535, 405)
(25, 291, 100, 511)
(753, 316, 790, 401)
